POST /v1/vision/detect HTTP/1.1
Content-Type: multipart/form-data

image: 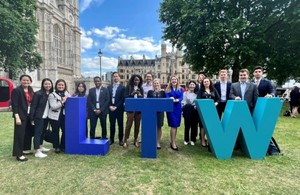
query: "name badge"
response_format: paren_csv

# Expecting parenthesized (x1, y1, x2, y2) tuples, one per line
(27, 106, 31, 114)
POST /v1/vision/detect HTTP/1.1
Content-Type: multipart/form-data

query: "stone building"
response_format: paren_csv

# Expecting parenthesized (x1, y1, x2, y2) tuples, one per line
(32, 0, 81, 91)
(117, 44, 198, 87)
(0, 0, 81, 91)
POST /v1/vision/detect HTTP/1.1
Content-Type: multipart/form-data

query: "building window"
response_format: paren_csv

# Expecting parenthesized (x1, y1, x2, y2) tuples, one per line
(192, 75, 196, 79)
(53, 24, 63, 64)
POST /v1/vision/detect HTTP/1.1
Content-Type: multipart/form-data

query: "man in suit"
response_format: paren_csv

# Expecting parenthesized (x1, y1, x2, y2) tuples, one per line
(253, 66, 279, 155)
(229, 69, 258, 114)
(252, 66, 275, 98)
(107, 72, 125, 145)
(87, 76, 109, 139)
(214, 69, 232, 118)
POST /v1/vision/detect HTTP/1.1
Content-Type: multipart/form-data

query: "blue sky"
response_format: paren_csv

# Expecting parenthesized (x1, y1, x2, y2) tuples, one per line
(79, 0, 171, 77)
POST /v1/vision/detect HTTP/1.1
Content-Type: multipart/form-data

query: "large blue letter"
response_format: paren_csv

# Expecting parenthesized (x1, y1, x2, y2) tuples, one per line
(125, 98, 173, 158)
(195, 98, 282, 159)
(65, 97, 109, 155)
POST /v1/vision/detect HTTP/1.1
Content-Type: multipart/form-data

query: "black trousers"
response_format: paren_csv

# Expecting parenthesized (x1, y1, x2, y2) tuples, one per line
(183, 108, 198, 142)
(50, 114, 65, 150)
(109, 109, 124, 142)
(33, 118, 48, 149)
(216, 101, 227, 119)
(12, 118, 33, 156)
(89, 113, 107, 139)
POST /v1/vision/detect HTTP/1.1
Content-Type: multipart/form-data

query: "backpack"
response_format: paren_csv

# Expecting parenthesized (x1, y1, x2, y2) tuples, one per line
(267, 137, 281, 155)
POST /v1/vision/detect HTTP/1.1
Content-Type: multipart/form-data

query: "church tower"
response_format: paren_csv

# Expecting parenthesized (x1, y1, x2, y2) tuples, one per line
(32, 0, 81, 90)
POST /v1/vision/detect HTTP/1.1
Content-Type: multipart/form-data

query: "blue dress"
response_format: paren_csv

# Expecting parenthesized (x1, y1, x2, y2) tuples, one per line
(166, 87, 183, 127)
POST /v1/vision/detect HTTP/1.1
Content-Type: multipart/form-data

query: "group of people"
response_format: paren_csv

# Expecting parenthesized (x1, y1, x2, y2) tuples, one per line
(11, 66, 277, 161)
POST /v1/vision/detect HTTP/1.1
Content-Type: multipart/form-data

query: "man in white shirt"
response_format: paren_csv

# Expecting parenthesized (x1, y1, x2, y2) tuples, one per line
(142, 72, 153, 98)
(214, 69, 232, 118)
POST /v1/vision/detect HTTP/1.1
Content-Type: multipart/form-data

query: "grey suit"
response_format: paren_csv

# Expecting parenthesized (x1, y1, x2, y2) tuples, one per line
(229, 82, 258, 113)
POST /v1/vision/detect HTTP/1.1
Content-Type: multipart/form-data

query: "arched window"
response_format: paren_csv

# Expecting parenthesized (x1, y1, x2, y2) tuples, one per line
(53, 24, 63, 64)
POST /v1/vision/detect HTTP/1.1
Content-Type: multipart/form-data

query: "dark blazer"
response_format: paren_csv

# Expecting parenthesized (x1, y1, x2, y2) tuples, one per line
(194, 83, 202, 93)
(229, 82, 258, 112)
(87, 86, 109, 115)
(124, 85, 144, 98)
(11, 86, 33, 120)
(107, 83, 125, 111)
(147, 90, 166, 99)
(29, 90, 49, 120)
(197, 87, 220, 103)
(253, 79, 275, 97)
(214, 81, 232, 101)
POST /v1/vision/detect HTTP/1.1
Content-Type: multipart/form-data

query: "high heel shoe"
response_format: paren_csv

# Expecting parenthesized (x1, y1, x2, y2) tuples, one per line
(170, 143, 178, 151)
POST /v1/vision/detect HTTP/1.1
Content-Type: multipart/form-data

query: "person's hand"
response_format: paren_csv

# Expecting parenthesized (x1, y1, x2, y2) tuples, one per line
(94, 109, 101, 115)
(265, 94, 272, 98)
(235, 96, 241, 100)
(109, 106, 116, 111)
(61, 96, 68, 103)
(15, 118, 22, 126)
(31, 121, 35, 126)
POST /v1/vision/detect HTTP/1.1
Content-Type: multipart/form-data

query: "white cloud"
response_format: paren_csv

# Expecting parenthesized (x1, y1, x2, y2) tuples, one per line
(79, 0, 105, 12)
(81, 56, 118, 76)
(107, 37, 161, 54)
(92, 26, 125, 39)
(81, 28, 94, 52)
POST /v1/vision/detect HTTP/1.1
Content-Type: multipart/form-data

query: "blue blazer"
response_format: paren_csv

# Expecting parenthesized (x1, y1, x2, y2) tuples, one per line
(253, 79, 275, 97)
(214, 82, 232, 101)
(107, 83, 125, 111)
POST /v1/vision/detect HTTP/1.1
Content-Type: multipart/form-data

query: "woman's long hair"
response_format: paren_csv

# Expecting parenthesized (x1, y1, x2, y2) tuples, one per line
(54, 79, 68, 92)
(74, 82, 87, 97)
(200, 78, 214, 92)
(40, 78, 54, 93)
(166, 75, 180, 92)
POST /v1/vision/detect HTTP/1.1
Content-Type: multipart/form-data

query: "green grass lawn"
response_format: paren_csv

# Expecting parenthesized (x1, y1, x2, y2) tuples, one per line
(0, 103, 299, 194)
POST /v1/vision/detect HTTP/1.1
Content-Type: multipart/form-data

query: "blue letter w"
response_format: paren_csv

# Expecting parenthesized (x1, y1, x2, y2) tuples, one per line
(195, 98, 282, 159)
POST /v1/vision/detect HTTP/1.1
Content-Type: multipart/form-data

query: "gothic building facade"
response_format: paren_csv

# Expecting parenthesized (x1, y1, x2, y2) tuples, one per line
(31, 0, 81, 90)
(0, 0, 81, 90)
(117, 44, 198, 87)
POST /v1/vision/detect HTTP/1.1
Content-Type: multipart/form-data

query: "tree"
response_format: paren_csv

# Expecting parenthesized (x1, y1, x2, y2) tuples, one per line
(159, 0, 300, 84)
(0, 0, 42, 78)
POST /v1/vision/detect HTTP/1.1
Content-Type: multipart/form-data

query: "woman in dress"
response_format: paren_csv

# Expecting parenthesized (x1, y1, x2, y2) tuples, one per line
(147, 78, 166, 149)
(197, 78, 220, 147)
(123, 74, 144, 148)
(48, 79, 70, 153)
(29, 78, 53, 158)
(182, 80, 198, 146)
(11, 75, 34, 161)
(165, 75, 183, 151)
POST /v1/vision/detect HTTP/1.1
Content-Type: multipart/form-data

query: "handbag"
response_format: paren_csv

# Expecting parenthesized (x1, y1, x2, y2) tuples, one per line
(44, 122, 54, 143)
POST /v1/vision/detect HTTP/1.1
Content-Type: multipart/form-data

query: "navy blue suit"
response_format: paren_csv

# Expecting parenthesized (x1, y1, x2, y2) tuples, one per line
(214, 82, 232, 118)
(107, 83, 125, 143)
(87, 86, 109, 139)
(253, 79, 275, 97)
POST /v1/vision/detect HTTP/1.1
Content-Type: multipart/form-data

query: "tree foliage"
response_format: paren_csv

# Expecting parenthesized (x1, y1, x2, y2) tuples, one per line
(159, 0, 300, 84)
(0, 0, 42, 78)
